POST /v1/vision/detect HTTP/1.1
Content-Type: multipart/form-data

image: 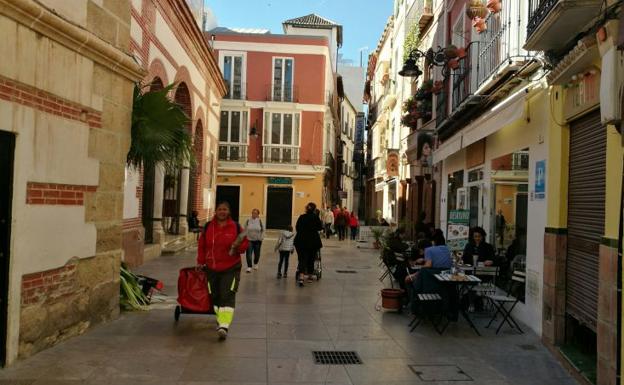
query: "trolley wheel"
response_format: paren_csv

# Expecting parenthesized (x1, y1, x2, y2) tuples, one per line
(174, 305, 181, 321)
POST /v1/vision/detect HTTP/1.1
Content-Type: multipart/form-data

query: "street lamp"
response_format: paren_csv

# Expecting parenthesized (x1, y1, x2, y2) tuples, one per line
(398, 46, 451, 79)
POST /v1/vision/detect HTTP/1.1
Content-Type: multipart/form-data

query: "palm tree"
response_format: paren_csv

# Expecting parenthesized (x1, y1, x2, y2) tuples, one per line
(127, 83, 194, 171)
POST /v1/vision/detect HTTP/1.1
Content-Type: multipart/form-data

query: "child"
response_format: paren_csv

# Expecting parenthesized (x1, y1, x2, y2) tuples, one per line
(275, 225, 295, 279)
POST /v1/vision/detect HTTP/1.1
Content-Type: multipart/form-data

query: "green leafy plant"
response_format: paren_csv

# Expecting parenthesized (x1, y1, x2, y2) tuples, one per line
(120, 263, 149, 311)
(403, 21, 421, 61)
(127, 83, 194, 172)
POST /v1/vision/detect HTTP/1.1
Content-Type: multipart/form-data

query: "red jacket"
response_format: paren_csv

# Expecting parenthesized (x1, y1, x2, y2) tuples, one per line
(197, 218, 248, 272)
(349, 215, 359, 227)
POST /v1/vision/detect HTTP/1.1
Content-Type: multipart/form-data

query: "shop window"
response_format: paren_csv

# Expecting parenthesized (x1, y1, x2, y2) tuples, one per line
(490, 148, 529, 290)
(446, 170, 465, 218)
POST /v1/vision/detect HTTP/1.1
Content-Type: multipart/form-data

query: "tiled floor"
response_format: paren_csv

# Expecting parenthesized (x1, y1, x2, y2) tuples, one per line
(0, 238, 580, 384)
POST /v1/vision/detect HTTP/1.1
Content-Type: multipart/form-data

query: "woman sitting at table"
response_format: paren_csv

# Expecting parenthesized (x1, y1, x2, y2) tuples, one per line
(462, 226, 496, 266)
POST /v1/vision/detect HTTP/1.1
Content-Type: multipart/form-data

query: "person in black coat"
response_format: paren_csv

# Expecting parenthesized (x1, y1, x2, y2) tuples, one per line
(294, 202, 323, 286)
(462, 226, 496, 266)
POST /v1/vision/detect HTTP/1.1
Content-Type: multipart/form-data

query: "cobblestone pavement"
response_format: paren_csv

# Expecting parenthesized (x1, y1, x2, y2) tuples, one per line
(0, 237, 580, 385)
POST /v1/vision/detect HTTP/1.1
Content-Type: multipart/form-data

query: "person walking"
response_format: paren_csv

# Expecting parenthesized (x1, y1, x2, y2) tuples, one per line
(275, 225, 295, 278)
(334, 208, 347, 241)
(294, 202, 323, 286)
(349, 211, 359, 240)
(244, 208, 264, 273)
(197, 201, 248, 340)
(323, 207, 334, 239)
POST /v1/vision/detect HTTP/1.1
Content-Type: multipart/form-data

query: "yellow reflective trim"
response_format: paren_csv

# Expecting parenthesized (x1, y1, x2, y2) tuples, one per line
(230, 277, 236, 291)
(207, 281, 212, 294)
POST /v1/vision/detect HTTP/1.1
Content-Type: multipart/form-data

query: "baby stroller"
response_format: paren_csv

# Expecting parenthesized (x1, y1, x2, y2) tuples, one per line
(294, 250, 322, 282)
(174, 267, 214, 321)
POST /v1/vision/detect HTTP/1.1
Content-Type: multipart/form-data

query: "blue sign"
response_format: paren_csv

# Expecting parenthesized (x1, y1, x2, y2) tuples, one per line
(535, 160, 546, 200)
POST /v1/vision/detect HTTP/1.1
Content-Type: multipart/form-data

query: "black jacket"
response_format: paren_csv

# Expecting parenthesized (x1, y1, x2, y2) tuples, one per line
(462, 241, 496, 265)
(294, 212, 323, 250)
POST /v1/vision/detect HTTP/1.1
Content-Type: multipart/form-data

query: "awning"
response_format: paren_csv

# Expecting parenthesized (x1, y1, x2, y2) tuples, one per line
(432, 84, 537, 163)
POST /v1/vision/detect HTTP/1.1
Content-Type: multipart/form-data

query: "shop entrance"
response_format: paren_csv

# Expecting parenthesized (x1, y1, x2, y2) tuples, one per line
(266, 186, 293, 229)
(0, 131, 15, 367)
(216, 185, 240, 222)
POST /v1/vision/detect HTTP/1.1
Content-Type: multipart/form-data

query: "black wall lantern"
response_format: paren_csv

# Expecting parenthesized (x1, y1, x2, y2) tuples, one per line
(399, 46, 449, 79)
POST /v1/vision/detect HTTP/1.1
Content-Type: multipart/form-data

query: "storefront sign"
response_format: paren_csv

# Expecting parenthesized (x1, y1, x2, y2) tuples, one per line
(535, 160, 546, 200)
(267, 177, 292, 185)
(447, 209, 470, 251)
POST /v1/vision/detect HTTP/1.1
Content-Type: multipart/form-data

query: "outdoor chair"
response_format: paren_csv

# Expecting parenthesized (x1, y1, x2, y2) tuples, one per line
(485, 270, 525, 334)
(409, 293, 449, 334)
(471, 266, 499, 298)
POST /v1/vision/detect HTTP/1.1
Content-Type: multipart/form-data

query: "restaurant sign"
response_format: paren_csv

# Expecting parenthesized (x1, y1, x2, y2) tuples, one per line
(267, 177, 292, 185)
(447, 209, 470, 251)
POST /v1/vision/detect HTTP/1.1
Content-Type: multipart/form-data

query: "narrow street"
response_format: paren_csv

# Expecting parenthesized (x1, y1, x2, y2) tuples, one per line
(0, 238, 578, 385)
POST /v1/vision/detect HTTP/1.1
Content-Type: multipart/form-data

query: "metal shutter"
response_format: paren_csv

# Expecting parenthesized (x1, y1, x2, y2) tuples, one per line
(566, 110, 606, 331)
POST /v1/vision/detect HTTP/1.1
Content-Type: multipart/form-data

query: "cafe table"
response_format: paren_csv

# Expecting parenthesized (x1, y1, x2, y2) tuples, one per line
(434, 273, 482, 336)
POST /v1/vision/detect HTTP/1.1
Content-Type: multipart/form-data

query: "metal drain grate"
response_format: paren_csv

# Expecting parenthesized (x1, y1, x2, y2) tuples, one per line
(409, 365, 472, 382)
(313, 351, 362, 365)
(335, 270, 357, 274)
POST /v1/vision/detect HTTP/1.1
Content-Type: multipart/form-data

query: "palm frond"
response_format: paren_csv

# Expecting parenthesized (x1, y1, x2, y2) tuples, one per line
(127, 83, 195, 172)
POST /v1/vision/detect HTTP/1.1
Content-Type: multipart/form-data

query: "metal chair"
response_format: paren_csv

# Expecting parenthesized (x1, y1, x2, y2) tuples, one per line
(472, 266, 499, 297)
(485, 270, 525, 334)
(409, 293, 449, 335)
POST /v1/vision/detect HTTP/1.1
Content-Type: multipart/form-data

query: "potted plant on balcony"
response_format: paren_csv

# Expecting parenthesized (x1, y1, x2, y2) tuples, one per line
(472, 17, 487, 34)
(401, 96, 420, 130)
(448, 57, 460, 70)
(466, 0, 489, 19)
(487, 0, 501, 13)
(444, 44, 459, 59)
(456, 46, 467, 59)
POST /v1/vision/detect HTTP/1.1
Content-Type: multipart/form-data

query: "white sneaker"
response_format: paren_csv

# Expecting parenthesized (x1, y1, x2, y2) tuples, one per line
(246, 267, 252, 273)
(217, 327, 228, 340)
(253, 265, 259, 270)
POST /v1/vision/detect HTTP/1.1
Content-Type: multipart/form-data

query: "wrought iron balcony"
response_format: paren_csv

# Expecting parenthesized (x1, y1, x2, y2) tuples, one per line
(266, 84, 299, 103)
(525, 0, 603, 51)
(218, 144, 248, 162)
(263, 145, 299, 164)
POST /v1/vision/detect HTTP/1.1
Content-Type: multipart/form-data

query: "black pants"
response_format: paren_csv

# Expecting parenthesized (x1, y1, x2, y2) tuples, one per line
(296, 247, 316, 275)
(246, 240, 262, 267)
(336, 225, 346, 240)
(278, 251, 290, 274)
(350, 226, 358, 240)
(324, 223, 332, 239)
(206, 265, 241, 328)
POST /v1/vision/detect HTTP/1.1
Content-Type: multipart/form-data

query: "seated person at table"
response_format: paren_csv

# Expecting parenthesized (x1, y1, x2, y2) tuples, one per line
(405, 239, 432, 285)
(462, 226, 495, 266)
(423, 229, 453, 269)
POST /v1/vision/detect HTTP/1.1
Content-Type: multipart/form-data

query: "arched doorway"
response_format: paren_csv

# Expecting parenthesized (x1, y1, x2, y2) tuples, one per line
(162, 82, 192, 235)
(142, 77, 165, 244)
(188, 120, 204, 221)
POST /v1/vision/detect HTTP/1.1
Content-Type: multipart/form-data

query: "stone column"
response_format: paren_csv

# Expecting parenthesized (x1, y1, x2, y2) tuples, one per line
(152, 164, 165, 245)
(178, 166, 190, 235)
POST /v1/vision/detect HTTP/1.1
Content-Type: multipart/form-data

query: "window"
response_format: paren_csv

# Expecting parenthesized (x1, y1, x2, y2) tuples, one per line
(221, 54, 244, 99)
(273, 58, 294, 102)
(218, 110, 248, 161)
(263, 112, 300, 163)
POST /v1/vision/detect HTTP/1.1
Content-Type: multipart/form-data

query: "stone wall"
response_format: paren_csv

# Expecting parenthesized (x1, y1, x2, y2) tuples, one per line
(0, 0, 143, 363)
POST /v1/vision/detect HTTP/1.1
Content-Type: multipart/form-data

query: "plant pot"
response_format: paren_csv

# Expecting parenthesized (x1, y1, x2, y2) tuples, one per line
(456, 47, 467, 59)
(472, 17, 487, 34)
(448, 58, 460, 70)
(466, 0, 489, 19)
(444, 45, 458, 59)
(381, 288, 405, 310)
(487, 0, 501, 13)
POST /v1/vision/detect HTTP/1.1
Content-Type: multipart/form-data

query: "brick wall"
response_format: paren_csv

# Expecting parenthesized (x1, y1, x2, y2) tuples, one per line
(21, 265, 78, 306)
(26, 182, 97, 206)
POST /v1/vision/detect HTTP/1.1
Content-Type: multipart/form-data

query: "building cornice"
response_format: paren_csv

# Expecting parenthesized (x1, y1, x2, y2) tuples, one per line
(0, 0, 145, 82)
(155, 0, 227, 96)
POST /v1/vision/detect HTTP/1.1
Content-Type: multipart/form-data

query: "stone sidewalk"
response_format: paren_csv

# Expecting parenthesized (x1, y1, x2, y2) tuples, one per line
(0, 238, 580, 385)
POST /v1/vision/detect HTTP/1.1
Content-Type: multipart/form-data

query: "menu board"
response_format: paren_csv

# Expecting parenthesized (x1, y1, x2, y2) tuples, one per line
(447, 210, 470, 251)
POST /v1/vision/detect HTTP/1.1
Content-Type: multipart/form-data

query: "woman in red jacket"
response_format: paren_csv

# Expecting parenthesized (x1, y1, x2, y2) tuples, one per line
(197, 202, 248, 340)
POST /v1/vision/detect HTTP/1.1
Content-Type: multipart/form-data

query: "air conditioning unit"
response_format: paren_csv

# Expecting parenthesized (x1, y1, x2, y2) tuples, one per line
(600, 46, 623, 127)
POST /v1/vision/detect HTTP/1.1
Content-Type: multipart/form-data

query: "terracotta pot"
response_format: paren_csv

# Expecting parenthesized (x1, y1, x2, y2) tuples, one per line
(596, 26, 607, 42)
(381, 288, 405, 310)
(473, 17, 487, 33)
(456, 47, 467, 59)
(448, 58, 460, 70)
(444, 45, 458, 59)
(487, 0, 501, 13)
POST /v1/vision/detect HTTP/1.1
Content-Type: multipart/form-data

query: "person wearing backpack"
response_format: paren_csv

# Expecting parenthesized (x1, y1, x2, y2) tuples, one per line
(197, 201, 248, 340)
(244, 208, 264, 273)
(275, 225, 295, 279)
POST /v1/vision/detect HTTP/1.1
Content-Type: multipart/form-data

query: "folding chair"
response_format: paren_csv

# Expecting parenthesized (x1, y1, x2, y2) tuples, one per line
(409, 293, 449, 335)
(485, 270, 525, 334)
(472, 266, 499, 297)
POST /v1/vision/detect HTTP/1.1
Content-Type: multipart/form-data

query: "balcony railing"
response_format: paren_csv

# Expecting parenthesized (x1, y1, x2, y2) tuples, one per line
(527, 0, 557, 40)
(435, 88, 448, 127)
(224, 81, 247, 100)
(218, 144, 248, 162)
(266, 84, 299, 103)
(263, 145, 299, 164)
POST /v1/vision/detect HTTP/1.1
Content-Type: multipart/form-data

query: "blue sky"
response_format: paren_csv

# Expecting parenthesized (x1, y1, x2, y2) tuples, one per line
(207, 0, 393, 66)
